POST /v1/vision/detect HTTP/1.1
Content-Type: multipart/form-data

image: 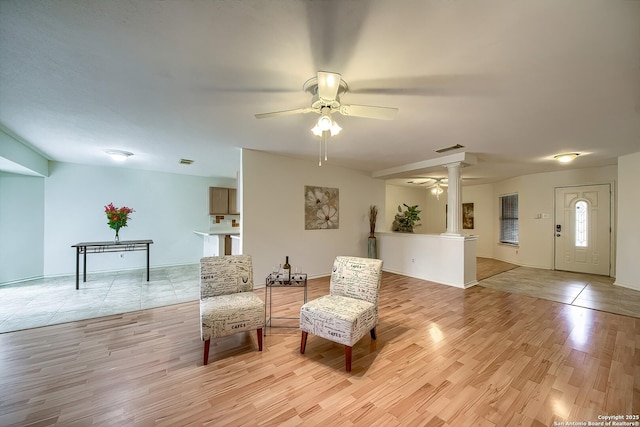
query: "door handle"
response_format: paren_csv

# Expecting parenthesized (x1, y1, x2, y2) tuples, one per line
(556, 233, 561, 237)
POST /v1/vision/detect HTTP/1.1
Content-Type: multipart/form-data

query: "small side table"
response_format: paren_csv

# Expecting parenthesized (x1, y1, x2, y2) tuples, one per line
(264, 272, 307, 335)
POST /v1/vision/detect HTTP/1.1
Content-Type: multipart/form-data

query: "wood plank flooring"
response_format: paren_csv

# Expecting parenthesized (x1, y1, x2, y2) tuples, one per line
(476, 257, 518, 281)
(1, 271, 638, 426)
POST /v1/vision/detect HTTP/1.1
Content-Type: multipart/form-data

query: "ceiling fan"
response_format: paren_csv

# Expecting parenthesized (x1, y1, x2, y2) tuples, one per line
(407, 177, 448, 199)
(255, 71, 398, 165)
(407, 177, 448, 186)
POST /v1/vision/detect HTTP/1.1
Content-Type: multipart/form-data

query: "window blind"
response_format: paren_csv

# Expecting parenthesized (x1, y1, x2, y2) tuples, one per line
(499, 194, 519, 244)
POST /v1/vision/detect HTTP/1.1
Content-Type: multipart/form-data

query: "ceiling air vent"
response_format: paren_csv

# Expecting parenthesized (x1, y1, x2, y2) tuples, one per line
(434, 144, 464, 154)
(179, 159, 194, 165)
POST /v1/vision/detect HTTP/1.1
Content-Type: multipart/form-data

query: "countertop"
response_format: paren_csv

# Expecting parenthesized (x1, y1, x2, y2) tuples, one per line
(193, 230, 240, 236)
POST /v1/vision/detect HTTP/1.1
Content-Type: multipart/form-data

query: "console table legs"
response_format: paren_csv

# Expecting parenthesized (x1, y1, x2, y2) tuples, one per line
(75, 247, 80, 290)
(146, 243, 150, 281)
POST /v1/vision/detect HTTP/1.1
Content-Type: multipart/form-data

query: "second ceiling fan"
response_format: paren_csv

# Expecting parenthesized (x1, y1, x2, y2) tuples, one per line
(407, 177, 448, 199)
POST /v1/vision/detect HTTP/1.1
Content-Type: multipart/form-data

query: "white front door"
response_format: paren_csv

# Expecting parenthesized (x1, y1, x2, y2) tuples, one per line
(554, 184, 611, 275)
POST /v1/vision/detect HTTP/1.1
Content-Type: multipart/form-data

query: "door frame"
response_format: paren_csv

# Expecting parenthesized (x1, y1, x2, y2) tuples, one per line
(553, 182, 616, 277)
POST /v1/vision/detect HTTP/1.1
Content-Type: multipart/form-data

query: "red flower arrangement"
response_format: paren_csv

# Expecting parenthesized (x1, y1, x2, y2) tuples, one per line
(104, 203, 134, 242)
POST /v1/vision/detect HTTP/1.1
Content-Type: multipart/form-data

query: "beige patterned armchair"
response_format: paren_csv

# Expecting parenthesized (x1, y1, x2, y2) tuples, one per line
(300, 256, 383, 372)
(200, 255, 264, 365)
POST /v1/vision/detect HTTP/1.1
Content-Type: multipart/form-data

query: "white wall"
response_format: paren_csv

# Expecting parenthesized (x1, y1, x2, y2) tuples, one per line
(384, 184, 428, 233)
(492, 165, 617, 270)
(423, 187, 447, 234)
(615, 152, 640, 290)
(242, 150, 386, 282)
(0, 172, 45, 283)
(42, 162, 235, 277)
(462, 184, 494, 257)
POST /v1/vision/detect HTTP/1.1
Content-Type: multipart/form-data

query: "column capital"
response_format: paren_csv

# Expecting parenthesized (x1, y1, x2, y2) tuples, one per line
(442, 161, 462, 169)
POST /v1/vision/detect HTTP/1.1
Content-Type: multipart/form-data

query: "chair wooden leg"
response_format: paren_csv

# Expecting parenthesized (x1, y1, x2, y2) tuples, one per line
(257, 328, 263, 351)
(345, 345, 352, 372)
(370, 327, 377, 340)
(203, 339, 210, 366)
(300, 331, 308, 354)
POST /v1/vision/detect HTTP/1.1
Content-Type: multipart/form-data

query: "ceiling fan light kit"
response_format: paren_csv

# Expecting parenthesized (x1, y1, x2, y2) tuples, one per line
(311, 108, 342, 137)
(255, 71, 398, 166)
(431, 183, 444, 199)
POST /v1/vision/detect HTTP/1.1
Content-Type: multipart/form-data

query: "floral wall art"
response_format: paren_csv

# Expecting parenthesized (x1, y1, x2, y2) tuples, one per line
(463, 202, 474, 229)
(305, 185, 339, 230)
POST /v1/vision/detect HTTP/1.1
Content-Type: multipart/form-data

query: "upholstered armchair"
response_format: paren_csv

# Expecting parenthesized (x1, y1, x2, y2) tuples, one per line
(200, 255, 265, 365)
(300, 256, 383, 372)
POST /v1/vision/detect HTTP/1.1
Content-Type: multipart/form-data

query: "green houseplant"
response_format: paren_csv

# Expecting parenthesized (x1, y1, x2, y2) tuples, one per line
(391, 203, 421, 233)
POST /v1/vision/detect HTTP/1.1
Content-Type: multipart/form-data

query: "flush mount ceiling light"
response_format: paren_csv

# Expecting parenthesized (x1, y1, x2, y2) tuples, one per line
(554, 153, 579, 163)
(104, 149, 133, 161)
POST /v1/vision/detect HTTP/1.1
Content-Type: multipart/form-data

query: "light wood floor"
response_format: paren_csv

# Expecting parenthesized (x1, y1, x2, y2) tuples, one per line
(1, 271, 638, 426)
(476, 257, 519, 281)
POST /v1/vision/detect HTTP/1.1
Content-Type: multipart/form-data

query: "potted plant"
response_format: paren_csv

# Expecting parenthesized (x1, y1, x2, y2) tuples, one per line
(368, 205, 378, 258)
(391, 203, 421, 233)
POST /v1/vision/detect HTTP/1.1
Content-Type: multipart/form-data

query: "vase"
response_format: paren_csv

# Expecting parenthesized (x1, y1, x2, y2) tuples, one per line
(368, 236, 377, 259)
(114, 228, 120, 244)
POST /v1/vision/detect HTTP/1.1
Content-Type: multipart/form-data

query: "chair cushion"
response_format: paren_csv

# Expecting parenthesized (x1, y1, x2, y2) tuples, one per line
(330, 256, 383, 306)
(300, 295, 376, 347)
(200, 293, 264, 341)
(200, 255, 254, 298)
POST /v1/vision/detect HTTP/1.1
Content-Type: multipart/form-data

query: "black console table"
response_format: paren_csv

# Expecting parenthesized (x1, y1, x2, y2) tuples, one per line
(71, 240, 154, 289)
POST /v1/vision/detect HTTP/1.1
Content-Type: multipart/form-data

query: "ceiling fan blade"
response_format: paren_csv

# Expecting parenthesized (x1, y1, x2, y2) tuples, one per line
(255, 108, 316, 119)
(339, 104, 398, 120)
(349, 74, 498, 97)
(317, 71, 342, 101)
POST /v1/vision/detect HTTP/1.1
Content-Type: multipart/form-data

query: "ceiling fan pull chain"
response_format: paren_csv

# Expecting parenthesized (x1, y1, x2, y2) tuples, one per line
(324, 130, 328, 162)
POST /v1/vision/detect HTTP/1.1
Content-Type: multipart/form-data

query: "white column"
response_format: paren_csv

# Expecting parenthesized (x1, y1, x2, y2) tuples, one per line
(443, 162, 462, 235)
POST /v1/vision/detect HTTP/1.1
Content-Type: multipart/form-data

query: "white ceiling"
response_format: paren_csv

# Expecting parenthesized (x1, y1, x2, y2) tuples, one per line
(1, 1, 639, 185)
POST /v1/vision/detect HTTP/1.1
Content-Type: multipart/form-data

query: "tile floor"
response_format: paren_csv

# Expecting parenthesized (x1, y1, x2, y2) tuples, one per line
(0, 264, 200, 333)
(479, 266, 640, 318)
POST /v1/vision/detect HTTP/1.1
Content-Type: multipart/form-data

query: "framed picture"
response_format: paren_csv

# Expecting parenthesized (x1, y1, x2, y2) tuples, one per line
(304, 185, 339, 230)
(463, 203, 474, 229)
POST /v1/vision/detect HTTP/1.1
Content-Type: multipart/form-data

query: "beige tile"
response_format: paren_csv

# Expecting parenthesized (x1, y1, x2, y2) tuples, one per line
(478, 262, 640, 319)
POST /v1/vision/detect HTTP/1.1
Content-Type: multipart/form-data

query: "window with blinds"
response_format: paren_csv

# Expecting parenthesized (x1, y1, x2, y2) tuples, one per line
(499, 194, 519, 244)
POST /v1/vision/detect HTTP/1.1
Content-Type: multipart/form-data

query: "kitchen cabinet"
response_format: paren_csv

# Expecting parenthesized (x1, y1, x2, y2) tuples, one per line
(228, 188, 239, 214)
(209, 187, 239, 215)
(209, 187, 228, 214)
